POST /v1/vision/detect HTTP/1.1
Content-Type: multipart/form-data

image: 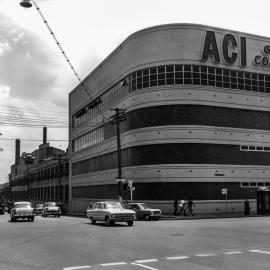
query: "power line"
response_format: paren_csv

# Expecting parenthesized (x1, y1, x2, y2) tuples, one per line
(0, 105, 67, 115)
(24, 0, 107, 122)
(0, 138, 68, 142)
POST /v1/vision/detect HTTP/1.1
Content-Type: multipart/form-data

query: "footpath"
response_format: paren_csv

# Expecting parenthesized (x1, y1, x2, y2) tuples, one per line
(67, 212, 261, 220)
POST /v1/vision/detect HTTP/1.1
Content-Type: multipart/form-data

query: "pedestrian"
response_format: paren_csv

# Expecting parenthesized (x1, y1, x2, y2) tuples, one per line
(173, 197, 179, 215)
(187, 198, 195, 216)
(244, 199, 250, 215)
(179, 198, 187, 216)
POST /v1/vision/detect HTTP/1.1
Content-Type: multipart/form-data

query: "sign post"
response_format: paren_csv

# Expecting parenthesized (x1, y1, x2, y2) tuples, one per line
(222, 188, 228, 216)
(128, 180, 134, 202)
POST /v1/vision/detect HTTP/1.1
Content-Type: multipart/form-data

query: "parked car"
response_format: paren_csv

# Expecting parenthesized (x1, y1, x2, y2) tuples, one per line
(0, 203, 5, 215)
(87, 201, 136, 226)
(42, 202, 61, 217)
(34, 204, 44, 215)
(85, 202, 94, 217)
(10, 201, 35, 222)
(125, 203, 161, 221)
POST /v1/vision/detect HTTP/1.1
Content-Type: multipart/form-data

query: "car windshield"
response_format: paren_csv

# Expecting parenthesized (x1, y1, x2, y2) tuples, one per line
(139, 203, 152, 209)
(36, 204, 43, 208)
(45, 202, 56, 207)
(104, 202, 124, 209)
(14, 204, 31, 209)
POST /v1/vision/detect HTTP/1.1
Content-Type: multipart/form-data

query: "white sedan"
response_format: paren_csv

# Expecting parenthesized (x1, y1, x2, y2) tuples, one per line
(10, 201, 35, 222)
(87, 201, 136, 226)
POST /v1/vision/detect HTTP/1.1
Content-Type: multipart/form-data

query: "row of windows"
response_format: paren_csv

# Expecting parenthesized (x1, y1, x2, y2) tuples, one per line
(73, 64, 270, 128)
(11, 163, 69, 187)
(240, 145, 270, 152)
(241, 182, 270, 187)
(73, 126, 104, 152)
(73, 82, 129, 127)
(130, 65, 270, 93)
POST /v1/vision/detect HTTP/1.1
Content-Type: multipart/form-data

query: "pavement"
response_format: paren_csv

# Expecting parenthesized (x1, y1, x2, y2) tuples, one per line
(67, 212, 259, 220)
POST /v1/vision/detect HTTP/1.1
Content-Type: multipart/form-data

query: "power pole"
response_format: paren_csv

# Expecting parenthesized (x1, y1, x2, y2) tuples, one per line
(110, 108, 126, 202)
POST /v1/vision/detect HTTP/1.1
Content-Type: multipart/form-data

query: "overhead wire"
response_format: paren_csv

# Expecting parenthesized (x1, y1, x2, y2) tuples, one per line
(30, 0, 108, 122)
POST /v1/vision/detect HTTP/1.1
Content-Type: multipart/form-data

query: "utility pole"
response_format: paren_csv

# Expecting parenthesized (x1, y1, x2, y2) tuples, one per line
(110, 108, 126, 202)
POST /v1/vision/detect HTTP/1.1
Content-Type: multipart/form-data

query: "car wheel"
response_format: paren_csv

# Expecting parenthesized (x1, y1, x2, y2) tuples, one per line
(127, 221, 134, 226)
(91, 217, 96, 224)
(31, 217, 35, 222)
(144, 214, 150, 221)
(90, 217, 96, 224)
(11, 216, 15, 222)
(105, 216, 111, 226)
(44, 214, 47, 217)
(58, 214, 61, 218)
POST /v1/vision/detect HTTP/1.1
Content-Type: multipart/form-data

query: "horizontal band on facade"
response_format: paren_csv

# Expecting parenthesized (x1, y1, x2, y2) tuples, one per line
(72, 182, 257, 200)
(72, 143, 270, 176)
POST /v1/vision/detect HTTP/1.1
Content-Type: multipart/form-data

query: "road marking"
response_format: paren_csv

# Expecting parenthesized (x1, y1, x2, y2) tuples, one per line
(135, 259, 158, 263)
(196, 253, 216, 257)
(63, 266, 91, 270)
(131, 262, 159, 270)
(100, 262, 126, 266)
(249, 249, 270, 255)
(166, 256, 189, 260)
(224, 251, 243, 255)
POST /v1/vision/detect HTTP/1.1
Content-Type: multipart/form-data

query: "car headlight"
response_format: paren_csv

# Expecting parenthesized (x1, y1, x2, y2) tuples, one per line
(133, 214, 136, 218)
(111, 214, 115, 218)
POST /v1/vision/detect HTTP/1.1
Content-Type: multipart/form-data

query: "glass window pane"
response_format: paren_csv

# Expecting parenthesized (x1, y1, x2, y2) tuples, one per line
(208, 66, 215, 86)
(184, 65, 192, 84)
(193, 65, 200, 85)
(245, 72, 251, 91)
(251, 73, 258, 92)
(231, 70, 237, 89)
(201, 66, 207, 86)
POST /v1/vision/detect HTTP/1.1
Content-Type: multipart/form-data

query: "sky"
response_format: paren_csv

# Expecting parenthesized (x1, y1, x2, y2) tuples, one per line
(1, 0, 270, 183)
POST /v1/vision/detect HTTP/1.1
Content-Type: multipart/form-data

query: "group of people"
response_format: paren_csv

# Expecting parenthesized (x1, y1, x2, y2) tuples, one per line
(173, 197, 195, 216)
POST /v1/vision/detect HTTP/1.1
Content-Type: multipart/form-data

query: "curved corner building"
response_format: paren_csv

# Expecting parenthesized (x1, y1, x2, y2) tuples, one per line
(69, 24, 270, 211)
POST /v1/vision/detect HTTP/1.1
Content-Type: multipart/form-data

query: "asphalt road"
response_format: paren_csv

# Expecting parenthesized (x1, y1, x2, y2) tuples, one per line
(0, 213, 270, 270)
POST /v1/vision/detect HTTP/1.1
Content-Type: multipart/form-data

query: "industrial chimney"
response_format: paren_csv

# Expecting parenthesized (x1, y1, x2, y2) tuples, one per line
(43, 126, 47, 144)
(15, 139, 20, 164)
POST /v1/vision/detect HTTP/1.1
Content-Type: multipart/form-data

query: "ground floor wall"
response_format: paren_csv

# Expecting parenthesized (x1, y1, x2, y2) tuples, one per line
(70, 197, 257, 216)
(70, 182, 258, 213)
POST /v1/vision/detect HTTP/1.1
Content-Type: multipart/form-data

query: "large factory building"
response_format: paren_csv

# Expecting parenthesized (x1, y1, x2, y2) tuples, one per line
(69, 24, 270, 213)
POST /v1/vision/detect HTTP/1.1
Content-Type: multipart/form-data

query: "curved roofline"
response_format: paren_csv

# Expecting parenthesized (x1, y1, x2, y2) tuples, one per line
(70, 23, 270, 96)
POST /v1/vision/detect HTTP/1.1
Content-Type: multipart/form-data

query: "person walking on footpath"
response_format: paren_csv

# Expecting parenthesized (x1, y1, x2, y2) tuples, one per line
(187, 198, 195, 216)
(173, 197, 179, 215)
(179, 198, 187, 216)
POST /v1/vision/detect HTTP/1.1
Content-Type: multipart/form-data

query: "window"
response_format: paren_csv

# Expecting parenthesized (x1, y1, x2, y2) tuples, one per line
(73, 64, 270, 128)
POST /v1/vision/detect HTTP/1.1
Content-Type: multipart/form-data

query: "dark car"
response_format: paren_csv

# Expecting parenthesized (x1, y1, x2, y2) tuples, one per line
(0, 203, 5, 215)
(34, 204, 44, 215)
(125, 203, 162, 221)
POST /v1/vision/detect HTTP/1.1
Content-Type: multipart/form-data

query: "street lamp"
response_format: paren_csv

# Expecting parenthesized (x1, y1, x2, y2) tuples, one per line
(20, 0, 32, 8)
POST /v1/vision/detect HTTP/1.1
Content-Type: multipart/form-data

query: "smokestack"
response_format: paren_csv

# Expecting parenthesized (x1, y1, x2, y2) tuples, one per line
(15, 139, 20, 164)
(43, 127, 47, 144)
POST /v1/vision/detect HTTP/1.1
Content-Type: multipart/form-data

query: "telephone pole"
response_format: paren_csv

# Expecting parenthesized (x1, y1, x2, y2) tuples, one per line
(110, 108, 126, 202)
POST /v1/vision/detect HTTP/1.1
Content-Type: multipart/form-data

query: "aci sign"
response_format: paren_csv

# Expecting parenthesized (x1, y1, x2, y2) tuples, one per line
(254, 45, 270, 68)
(201, 31, 247, 66)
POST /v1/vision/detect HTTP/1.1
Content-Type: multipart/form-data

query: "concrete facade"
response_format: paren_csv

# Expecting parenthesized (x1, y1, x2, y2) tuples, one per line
(69, 24, 270, 213)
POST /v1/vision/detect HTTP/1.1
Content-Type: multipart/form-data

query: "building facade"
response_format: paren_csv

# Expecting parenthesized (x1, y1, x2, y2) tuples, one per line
(69, 24, 270, 212)
(9, 128, 69, 207)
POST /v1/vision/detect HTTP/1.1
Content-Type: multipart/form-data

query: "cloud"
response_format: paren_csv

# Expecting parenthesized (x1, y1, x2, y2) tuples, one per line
(0, 85, 10, 98)
(0, 14, 63, 105)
